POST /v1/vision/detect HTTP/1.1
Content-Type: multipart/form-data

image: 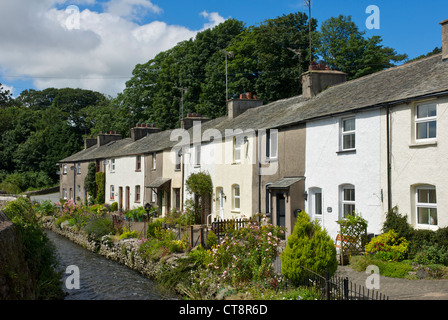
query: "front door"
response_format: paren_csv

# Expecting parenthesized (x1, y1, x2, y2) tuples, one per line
(125, 186, 130, 211)
(276, 193, 286, 228)
(119, 187, 123, 211)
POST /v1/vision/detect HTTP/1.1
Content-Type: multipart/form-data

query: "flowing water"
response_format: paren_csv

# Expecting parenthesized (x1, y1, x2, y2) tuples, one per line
(46, 230, 178, 300)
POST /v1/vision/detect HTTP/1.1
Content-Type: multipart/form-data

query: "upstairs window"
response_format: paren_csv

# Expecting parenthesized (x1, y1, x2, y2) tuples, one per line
(195, 145, 201, 166)
(152, 152, 157, 170)
(341, 117, 356, 151)
(63, 164, 67, 175)
(266, 129, 278, 159)
(233, 136, 243, 163)
(175, 149, 181, 170)
(110, 159, 115, 172)
(77, 163, 81, 174)
(416, 186, 437, 226)
(136, 155, 142, 171)
(415, 104, 437, 140)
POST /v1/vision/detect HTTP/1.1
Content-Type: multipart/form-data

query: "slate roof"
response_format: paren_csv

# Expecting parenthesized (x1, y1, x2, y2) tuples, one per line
(59, 54, 448, 163)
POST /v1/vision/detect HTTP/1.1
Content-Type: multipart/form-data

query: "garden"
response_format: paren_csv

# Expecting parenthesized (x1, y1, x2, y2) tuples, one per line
(348, 207, 448, 280)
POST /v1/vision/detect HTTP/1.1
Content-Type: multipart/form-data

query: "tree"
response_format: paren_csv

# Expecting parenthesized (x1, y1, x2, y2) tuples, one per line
(318, 15, 407, 80)
(281, 211, 337, 285)
(226, 12, 317, 103)
(0, 83, 13, 108)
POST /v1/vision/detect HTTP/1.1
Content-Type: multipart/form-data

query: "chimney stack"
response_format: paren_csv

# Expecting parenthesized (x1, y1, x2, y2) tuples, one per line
(301, 63, 347, 99)
(84, 135, 97, 149)
(181, 113, 210, 130)
(131, 123, 161, 141)
(97, 131, 122, 146)
(440, 19, 448, 61)
(227, 92, 263, 119)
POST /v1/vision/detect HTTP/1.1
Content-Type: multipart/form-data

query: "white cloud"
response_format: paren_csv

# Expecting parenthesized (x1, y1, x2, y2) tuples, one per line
(200, 10, 227, 30)
(0, 0, 227, 96)
(104, 0, 163, 21)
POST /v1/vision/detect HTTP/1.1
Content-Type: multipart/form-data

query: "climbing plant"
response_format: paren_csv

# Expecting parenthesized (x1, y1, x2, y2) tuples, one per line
(185, 171, 213, 224)
(95, 172, 105, 204)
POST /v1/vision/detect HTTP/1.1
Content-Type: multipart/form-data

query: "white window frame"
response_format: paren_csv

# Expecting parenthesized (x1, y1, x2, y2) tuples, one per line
(266, 129, 278, 159)
(110, 185, 115, 200)
(195, 145, 201, 166)
(415, 186, 437, 227)
(136, 155, 142, 171)
(77, 163, 81, 174)
(265, 184, 272, 215)
(151, 189, 157, 203)
(63, 164, 67, 175)
(415, 103, 437, 141)
(340, 185, 355, 218)
(110, 159, 115, 172)
(232, 184, 241, 211)
(233, 136, 243, 163)
(135, 185, 141, 203)
(340, 117, 356, 151)
(152, 153, 157, 170)
(63, 188, 67, 200)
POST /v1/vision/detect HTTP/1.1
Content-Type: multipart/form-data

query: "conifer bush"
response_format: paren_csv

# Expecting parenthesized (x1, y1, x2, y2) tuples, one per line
(281, 211, 337, 285)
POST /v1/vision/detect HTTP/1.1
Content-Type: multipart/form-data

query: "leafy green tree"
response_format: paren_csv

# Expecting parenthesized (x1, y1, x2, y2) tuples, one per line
(318, 15, 407, 80)
(85, 162, 97, 204)
(226, 12, 317, 104)
(0, 83, 13, 108)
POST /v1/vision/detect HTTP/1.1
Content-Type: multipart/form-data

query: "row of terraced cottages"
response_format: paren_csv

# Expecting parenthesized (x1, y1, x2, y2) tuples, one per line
(59, 19, 448, 239)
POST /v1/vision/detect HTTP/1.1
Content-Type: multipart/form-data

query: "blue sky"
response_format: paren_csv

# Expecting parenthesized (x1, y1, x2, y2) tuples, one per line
(1, 0, 447, 97)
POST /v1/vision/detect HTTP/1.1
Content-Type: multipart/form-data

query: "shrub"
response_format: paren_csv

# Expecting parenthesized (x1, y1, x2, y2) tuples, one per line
(110, 202, 118, 212)
(206, 229, 217, 248)
(95, 172, 105, 204)
(281, 211, 337, 285)
(382, 206, 414, 240)
(365, 230, 409, 261)
(83, 217, 114, 241)
(414, 243, 448, 266)
(147, 218, 164, 238)
(119, 227, 139, 240)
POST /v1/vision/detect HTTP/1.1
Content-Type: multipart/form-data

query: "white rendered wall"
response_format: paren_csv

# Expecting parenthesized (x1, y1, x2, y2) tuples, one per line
(305, 109, 384, 239)
(105, 155, 145, 210)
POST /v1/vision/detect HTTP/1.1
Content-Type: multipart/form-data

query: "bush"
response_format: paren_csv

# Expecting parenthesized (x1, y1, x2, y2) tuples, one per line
(110, 202, 118, 212)
(119, 227, 139, 240)
(281, 211, 337, 285)
(365, 230, 409, 262)
(206, 229, 217, 248)
(83, 217, 114, 241)
(414, 243, 448, 266)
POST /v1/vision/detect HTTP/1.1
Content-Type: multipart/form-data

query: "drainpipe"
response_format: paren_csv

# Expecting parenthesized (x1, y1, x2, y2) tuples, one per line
(386, 105, 392, 211)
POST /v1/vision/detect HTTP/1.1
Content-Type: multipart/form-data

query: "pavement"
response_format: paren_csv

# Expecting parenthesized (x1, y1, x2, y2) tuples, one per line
(335, 265, 448, 300)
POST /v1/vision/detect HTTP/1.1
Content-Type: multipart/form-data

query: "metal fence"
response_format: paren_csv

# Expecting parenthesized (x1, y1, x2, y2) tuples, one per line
(296, 265, 388, 300)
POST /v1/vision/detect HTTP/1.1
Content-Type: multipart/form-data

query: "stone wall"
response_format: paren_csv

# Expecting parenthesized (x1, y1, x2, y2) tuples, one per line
(0, 210, 36, 300)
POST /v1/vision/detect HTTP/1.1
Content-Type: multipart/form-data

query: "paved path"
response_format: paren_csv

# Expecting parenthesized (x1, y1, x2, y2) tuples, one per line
(30, 192, 60, 204)
(335, 265, 448, 300)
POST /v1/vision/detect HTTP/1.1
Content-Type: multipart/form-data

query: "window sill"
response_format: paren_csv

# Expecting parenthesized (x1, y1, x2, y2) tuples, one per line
(409, 140, 437, 148)
(135, 169, 141, 172)
(336, 149, 356, 155)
